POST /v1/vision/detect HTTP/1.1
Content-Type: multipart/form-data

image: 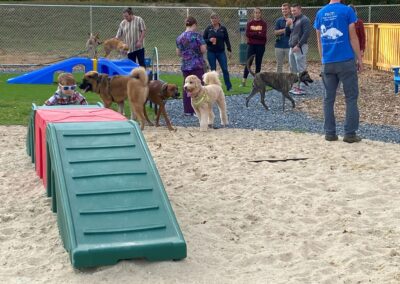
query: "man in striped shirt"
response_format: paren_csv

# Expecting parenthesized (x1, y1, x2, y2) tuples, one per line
(116, 7, 147, 67)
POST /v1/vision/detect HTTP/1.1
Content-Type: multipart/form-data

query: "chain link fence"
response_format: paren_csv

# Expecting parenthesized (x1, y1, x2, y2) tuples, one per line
(0, 4, 399, 66)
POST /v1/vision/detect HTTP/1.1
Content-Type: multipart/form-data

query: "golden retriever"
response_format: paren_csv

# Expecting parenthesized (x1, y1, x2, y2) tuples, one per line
(184, 71, 228, 131)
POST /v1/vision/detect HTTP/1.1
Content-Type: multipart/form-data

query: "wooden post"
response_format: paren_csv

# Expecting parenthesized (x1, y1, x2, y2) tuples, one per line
(372, 24, 379, 70)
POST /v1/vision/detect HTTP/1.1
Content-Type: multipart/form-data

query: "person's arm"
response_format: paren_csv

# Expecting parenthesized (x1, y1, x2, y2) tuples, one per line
(258, 21, 267, 41)
(176, 48, 181, 57)
(298, 18, 311, 47)
(116, 22, 123, 39)
(359, 20, 366, 54)
(224, 27, 232, 53)
(200, 44, 207, 54)
(77, 93, 88, 105)
(136, 18, 146, 48)
(203, 27, 212, 45)
(274, 19, 285, 36)
(349, 23, 363, 72)
(316, 30, 322, 60)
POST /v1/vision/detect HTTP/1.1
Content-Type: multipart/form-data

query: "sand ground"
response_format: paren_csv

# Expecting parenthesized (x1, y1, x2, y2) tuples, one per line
(0, 125, 399, 283)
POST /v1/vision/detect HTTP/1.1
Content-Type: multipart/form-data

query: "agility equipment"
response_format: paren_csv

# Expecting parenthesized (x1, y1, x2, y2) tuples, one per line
(46, 120, 186, 268)
(7, 57, 139, 84)
(26, 103, 104, 164)
(34, 108, 127, 189)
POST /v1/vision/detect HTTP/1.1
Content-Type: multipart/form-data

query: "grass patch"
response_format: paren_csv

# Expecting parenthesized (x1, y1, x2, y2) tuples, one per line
(0, 72, 252, 125)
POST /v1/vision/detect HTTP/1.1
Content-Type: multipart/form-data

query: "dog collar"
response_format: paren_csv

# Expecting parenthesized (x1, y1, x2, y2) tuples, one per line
(192, 89, 209, 108)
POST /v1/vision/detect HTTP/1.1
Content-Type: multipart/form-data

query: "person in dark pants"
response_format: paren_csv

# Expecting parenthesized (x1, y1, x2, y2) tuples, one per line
(116, 7, 146, 67)
(204, 13, 232, 91)
(314, 0, 363, 143)
(240, 7, 267, 87)
(176, 16, 207, 116)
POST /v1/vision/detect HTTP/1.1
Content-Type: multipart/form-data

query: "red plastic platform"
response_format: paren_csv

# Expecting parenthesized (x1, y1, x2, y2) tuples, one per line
(34, 108, 127, 188)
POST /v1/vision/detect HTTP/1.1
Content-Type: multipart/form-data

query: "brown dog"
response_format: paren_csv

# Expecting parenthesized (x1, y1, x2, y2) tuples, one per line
(103, 38, 129, 58)
(144, 80, 179, 131)
(79, 67, 149, 129)
(86, 33, 100, 58)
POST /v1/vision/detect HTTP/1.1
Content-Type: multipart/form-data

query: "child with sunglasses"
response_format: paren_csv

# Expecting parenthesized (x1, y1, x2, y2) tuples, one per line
(45, 73, 88, 106)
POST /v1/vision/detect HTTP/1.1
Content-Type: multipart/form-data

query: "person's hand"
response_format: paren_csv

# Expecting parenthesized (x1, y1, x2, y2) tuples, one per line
(357, 59, 363, 73)
(292, 45, 300, 53)
(227, 51, 232, 59)
(210, 37, 217, 45)
(135, 40, 143, 49)
(285, 18, 293, 27)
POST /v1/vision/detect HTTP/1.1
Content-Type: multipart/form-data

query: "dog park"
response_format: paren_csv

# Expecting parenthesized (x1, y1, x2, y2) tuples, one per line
(1, 2, 400, 283)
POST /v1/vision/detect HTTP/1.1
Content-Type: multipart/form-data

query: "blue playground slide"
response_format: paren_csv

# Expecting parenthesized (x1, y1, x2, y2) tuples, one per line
(46, 120, 186, 268)
(7, 57, 139, 84)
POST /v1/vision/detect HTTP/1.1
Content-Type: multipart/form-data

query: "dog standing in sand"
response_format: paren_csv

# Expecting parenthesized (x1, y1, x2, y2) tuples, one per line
(245, 54, 313, 111)
(144, 80, 180, 131)
(103, 38, 129, 58)
(86, 33, 100, 58)
(79, 67, 149, 129)
(184, 71, 228, 131)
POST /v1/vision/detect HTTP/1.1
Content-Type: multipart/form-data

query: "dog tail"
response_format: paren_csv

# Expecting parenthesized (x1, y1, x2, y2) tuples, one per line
(246, 54, 256, 77)
(203, 71, 221, 86)
(130, 67, 148, 86)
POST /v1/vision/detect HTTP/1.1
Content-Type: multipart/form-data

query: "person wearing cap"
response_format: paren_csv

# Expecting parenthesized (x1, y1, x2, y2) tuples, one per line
(203, 13, 232, 91)
(176, 16, 207, 116)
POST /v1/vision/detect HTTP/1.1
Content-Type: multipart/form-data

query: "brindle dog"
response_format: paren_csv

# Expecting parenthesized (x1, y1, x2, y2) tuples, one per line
(144, 80, 180, 131)
(245, 54, 313, 111)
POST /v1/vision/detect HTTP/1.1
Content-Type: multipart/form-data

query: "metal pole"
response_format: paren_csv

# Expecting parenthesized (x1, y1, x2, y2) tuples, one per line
(90, 6, 93, 34)
(368, 5, 371, 23)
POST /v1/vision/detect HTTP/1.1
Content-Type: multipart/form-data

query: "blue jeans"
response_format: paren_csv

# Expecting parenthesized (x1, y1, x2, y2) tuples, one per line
(207, 51, 232, 90)
(322, 59, 359, 136)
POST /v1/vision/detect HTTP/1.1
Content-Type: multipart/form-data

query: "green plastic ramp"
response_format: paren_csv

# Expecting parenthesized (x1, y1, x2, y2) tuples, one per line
(46, 120, 186, 268)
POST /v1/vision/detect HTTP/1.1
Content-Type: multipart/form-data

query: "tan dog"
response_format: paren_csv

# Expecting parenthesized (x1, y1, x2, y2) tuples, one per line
(103, 38, 129, 58)
(86, 33, 100, 58)
(144, 80, 180, 131)
(184, 71, 228, 131)
(79, 67, 149, 129)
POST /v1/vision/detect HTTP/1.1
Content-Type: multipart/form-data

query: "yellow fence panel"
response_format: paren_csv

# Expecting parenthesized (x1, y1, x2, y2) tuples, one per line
(364, 23, 400, 71)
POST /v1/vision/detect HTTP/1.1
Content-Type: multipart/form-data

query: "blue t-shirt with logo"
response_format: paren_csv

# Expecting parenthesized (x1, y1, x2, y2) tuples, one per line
(314, 3, 357, 64)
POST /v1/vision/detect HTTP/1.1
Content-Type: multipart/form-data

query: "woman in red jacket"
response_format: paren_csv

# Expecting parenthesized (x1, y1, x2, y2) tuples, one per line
(240, 7, 267, 87)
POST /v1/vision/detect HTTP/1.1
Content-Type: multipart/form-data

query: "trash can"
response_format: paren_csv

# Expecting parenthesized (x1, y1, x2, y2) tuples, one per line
(239, 43, 247, 65)
(238, 9, 248, 65)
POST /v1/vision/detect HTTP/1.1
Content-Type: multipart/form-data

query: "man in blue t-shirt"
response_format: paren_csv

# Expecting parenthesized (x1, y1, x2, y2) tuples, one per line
(274, 3, 291, 73)
(314, 0, 363, 143)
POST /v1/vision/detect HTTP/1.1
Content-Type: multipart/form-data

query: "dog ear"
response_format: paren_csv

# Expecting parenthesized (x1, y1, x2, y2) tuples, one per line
(161, 83, 168, 95)
(89, 72, 98, 80)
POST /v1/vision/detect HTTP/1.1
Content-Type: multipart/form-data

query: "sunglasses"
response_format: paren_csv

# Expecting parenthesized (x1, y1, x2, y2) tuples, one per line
(59, 85, 77, 91)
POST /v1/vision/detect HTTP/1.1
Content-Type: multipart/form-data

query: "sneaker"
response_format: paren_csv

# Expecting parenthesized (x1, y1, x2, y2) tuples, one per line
(343, 135, 362, 143)
(325, 134, 338, 141)
(290, 86, 306, 95)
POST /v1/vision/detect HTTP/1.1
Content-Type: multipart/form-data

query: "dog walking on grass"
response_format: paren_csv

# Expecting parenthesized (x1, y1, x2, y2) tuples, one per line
(245, 54, 313, 111)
